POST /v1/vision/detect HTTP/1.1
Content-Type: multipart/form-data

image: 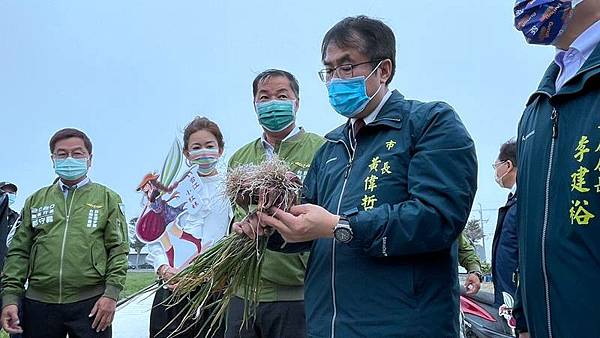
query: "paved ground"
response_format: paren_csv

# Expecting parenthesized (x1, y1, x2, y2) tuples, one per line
(113, 290, 155, 338)
(113, 277, 495, 337)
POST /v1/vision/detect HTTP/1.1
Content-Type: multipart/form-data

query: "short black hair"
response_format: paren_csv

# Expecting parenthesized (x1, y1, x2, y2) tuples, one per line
(252, 69, 300, 99)
(49, 128, 93, 154)
(321, 15, 396, 85)
(498, 139, 517, 167)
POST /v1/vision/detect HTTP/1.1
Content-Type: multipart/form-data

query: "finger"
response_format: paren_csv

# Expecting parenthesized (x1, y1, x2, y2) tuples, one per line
(99, 312, 112, 332)
(288, 204, 311, 215)
(256, 223, 265, 236)
(465, 282, 475, 294)
(9, 312, 20, 326)
(91, 309, 102, 329)
(241, 223, 256, 239)
(264, 209, 297, 227)
(102, 312, 114, 331)
(232, 223, 243, 235)
(6, 327, 23, 334)
(257, 212, 290, 232)
(89, 300, 99, 318)
(2, 315, 9, 332)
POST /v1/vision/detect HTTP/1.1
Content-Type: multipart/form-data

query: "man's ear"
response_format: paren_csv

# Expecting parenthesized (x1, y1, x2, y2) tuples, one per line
(379, 59, 393, 84)
(506, 160, 514, 171)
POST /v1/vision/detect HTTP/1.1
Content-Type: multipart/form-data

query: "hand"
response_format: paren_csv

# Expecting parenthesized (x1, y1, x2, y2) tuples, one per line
(89, 296, 116, 332)
(167, 191, 180, 202)
(1, 305, 23, 334)
(464, 273, 481, 294)
(519, 333, 529, 338)
(232, 213, 264, 239)
(257, 204, 338, 243)
(158, 265, 180, 289)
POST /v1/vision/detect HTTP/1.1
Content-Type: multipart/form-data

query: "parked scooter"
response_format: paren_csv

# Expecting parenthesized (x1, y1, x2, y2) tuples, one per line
(461, 288, 516, 338)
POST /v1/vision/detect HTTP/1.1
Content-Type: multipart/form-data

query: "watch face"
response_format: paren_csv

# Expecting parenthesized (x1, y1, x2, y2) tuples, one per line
(335, 227, 352, 243)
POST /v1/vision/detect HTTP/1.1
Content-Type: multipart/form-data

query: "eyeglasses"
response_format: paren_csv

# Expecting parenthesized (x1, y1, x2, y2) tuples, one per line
(52, 151, 88, 160)
(491, 160, 508, 170)
(318, 60, 382, 83)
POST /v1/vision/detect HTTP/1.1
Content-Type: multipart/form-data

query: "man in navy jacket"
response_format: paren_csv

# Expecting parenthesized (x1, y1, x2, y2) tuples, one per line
(236, 16, 477, 337)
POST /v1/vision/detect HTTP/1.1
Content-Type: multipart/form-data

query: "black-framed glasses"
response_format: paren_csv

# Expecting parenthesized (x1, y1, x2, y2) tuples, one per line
(52, 151, 88, 160)
(318, 59, 382, 83)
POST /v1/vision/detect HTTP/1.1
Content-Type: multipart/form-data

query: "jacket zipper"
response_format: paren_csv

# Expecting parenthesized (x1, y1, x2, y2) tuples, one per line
(541, 107, 558, 337)
(59, 188, 77, 303)
(327, 132, 354, 338)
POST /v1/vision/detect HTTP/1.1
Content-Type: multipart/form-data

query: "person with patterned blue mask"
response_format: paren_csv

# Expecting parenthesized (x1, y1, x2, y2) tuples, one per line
(1, 128, 129, 338)
(234, 16, 477, 337)
(226, 69, 325, 338)
(512, 0, 600, 337)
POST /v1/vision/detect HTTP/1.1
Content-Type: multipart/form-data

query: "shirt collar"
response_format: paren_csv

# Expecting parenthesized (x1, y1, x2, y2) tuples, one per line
(261, 126, 301, 153)
(58, 177, 91, 192)
(554, 19, 600, 67)
(510, 183, 517, 195)
(351, 89, 393, 126)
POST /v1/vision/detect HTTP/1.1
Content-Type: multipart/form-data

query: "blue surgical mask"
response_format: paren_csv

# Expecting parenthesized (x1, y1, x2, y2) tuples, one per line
(54, 157, 89, 180)
(7, 193, 16, 206)
(326, 61, 383, 118)
(514, 0, 578, 45)
(255, 99, 296, 132)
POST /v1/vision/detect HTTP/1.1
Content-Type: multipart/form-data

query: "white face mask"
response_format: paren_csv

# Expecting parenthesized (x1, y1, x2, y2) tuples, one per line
(494, 161, 511, 189)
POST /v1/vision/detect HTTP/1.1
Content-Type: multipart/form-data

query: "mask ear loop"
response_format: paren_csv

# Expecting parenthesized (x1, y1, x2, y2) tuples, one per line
(364, 60, 385, 100)
(496, 160, 512, 186)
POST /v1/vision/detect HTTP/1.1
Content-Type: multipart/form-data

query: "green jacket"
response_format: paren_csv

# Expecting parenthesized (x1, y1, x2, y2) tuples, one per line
(229, 128, 325, 302)
(1, 181, 129, 306)
(458, 233, 481, 273)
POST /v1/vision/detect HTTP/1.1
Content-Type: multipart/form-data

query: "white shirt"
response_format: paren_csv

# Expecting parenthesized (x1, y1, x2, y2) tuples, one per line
(261, 126, 301, 159)
(351, 89, 393, 128)
(58, 177, 91, 197)
(145, 173, 232, 271)
(554, 19, 600, 91)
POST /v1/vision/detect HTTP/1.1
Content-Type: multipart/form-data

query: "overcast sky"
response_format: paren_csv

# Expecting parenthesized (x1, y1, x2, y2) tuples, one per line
(0, 0, 554, 260)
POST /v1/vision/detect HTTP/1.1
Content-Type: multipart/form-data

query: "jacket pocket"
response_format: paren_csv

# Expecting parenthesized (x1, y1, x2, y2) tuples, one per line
(91, 240, 107, 276)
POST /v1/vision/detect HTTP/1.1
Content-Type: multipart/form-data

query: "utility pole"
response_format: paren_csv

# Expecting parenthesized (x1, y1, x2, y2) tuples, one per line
(478, 202, 486, 262)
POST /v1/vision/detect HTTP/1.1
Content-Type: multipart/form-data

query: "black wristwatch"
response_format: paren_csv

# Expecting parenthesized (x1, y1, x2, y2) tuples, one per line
(333, 216, 353, 243)
(469, 271, 484, 283)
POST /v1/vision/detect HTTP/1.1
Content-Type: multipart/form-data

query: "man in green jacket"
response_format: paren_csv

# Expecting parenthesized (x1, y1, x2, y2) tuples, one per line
(225, 69, 324, 338)
(0, 128, 129, 338)
(459, 233, 483, 295)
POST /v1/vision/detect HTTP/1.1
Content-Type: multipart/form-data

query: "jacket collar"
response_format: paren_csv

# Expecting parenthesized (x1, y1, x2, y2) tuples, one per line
(325, 90, 405, 142)
(254, 127, 306, 154)
(528, 43, 600, 104)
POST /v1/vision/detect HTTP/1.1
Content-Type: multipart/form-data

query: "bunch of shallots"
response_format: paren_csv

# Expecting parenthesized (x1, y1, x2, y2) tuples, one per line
(164, 158, 302, 337)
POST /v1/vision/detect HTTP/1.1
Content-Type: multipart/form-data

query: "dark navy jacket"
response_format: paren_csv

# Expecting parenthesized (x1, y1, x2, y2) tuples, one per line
(272, 90, 477, 337)
(515, 45, 600, 337)
(491, 192, 518, 307)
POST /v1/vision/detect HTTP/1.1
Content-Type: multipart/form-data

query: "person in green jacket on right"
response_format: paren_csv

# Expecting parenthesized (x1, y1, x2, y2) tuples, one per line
(225, 69, 324, 338)
(459, 233, 483, 295)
